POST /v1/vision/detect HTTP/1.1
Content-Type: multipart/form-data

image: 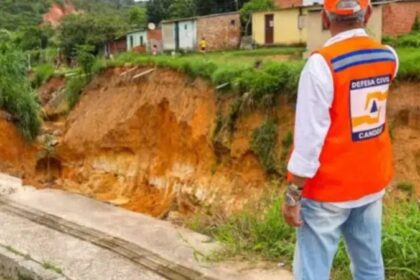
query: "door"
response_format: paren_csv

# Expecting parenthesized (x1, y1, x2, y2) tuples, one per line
(175, 22, 180, 51)
(265, 14, 274, 45)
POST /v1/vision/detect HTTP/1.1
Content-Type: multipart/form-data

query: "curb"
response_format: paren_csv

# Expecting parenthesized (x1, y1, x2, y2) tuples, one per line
(0, 245, 66, 280)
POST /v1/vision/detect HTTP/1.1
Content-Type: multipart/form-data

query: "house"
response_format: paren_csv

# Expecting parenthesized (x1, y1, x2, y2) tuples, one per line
(127, 29, 149, 53)
(253, 0, 419, 54)
(252, 7, 310, 46)
(161, 12, 241, 52)
(126, 28, 163, 53)
(104, 36, 127, 57)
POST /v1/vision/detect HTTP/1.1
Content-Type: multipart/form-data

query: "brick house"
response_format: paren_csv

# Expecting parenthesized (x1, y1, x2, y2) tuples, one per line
(275, 0, 322, 8)
(162, 12, 241, 52)
(382, 0, 420, 36)
(104, 37, 127, 57)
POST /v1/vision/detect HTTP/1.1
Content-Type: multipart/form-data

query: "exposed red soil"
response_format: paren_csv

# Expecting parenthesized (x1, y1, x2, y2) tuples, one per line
(51, 68, 269, 217)
(0, 112, 38, 181)
(388, 83, 420, 197)
(43, 2, 77, 27)
(0, 70, 418, 218)
(38, 76, 66, 105)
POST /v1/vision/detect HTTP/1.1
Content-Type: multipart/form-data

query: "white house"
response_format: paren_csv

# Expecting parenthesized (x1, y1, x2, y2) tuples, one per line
(126, 29, 148, 51)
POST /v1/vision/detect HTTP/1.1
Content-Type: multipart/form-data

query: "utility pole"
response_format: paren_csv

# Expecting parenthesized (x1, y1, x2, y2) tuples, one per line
(235, 0, 239, 10)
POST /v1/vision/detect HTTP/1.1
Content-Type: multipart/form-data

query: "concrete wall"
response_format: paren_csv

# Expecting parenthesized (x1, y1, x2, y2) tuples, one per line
(147, 29, 163, 53)
(305, 5, 383, 56)
(105, 38, 127, 56)
(197, 13, 241, 51)
(253, 9, 307, 45)
(162, 20, 196, 51)
(162, 23, 175, 51)
(127, 31, 148, 51)
(383, 1, 420, 36)
(178, 20, 197, 50)
(252, 12, 266, 45)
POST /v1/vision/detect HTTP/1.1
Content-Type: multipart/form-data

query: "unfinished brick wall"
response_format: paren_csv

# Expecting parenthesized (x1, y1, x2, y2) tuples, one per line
(275, 0, 303, 8)
(196, 13, 241, 51)
(382, 1, 420, 36)
(147, 29, 163, 53)
(106, 38, 127, 56)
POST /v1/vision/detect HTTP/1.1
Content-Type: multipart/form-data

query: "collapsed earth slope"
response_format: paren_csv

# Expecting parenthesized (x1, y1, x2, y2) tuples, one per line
(0, 68, 418, 217)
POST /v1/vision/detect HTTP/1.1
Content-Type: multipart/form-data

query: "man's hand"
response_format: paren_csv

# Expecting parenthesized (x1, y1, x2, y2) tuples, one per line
(282, 203, 303, 228)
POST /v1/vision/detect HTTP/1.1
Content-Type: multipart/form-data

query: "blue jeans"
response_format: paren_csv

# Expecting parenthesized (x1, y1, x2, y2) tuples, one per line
(293, 198, 384, 280)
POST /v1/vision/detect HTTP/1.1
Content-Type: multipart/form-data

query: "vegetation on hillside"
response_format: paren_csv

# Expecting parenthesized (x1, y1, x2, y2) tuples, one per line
(0, 0, 52, 31)
(0, 38, 41, 140)
(146, 0, 253, 23)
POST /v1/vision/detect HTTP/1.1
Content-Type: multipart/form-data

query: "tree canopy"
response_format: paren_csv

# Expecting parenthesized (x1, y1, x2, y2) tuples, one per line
(147, 0, 252, 23)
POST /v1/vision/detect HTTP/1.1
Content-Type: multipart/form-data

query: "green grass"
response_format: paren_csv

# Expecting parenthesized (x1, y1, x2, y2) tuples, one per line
(396, 47, 420, 81)
(188, 190, 420, 280)
(111, 49, 305, 104)
(42, 261, 63, 274)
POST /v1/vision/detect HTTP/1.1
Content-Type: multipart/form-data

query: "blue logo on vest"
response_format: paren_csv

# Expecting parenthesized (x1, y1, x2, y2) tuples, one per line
(370, 101, 378, 113)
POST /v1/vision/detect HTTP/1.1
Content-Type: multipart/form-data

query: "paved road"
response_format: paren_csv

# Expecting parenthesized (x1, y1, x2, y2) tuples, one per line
(0, 211, 165, 280)
(0, 174, 293, 280)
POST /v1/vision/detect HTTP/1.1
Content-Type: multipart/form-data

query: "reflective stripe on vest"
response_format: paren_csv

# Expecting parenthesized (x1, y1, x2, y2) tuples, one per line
(302, 37, 397, 202)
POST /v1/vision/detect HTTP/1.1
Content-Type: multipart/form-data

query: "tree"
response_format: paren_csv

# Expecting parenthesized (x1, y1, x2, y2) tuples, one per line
(128, 6, 148, 28)
(146, 0, 172, 24)
(169, 0, 197, 19)
(58, 14, 128, 60)
(240, 0, 274, 35)
(14, 25, 55, 51)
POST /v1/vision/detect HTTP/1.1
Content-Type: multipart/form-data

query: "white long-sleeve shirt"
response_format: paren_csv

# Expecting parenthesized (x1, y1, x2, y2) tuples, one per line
(287, 29, 399, 208)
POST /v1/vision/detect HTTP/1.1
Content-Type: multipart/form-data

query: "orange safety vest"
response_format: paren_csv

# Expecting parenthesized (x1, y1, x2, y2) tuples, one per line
(300, 36, 397, 202)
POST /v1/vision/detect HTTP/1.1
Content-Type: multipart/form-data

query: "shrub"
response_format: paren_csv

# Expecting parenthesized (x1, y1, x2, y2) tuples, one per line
(412, 16, 420, 32)
(251, 120, 279, 174)
(32, 63, 55, 88)
(76, 45, 96, 76)
(66, 74, 88, 109)
(0, 48, 41, 140)
(396, 181, 414, 193)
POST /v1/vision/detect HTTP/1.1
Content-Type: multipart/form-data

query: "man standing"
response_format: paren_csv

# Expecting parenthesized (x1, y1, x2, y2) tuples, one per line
(282, 0, 399, 279)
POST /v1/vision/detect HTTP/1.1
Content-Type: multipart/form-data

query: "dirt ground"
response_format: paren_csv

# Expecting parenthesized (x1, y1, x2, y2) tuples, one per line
(0, 69, 418, 218)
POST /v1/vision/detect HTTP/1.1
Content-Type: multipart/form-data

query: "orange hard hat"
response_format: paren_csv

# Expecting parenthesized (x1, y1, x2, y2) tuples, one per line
(324, 0, 370, 15)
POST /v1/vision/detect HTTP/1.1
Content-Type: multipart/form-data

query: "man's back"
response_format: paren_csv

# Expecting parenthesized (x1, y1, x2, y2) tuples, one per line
(303, 36, 397, 202)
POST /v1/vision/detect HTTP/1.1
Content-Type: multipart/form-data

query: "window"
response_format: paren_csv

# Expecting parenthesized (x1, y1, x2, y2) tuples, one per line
(140, 35, 144, 46)
(185, 24, 188, 30)
(130, 36, 134, 48)
(230, 19, 236, 26)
